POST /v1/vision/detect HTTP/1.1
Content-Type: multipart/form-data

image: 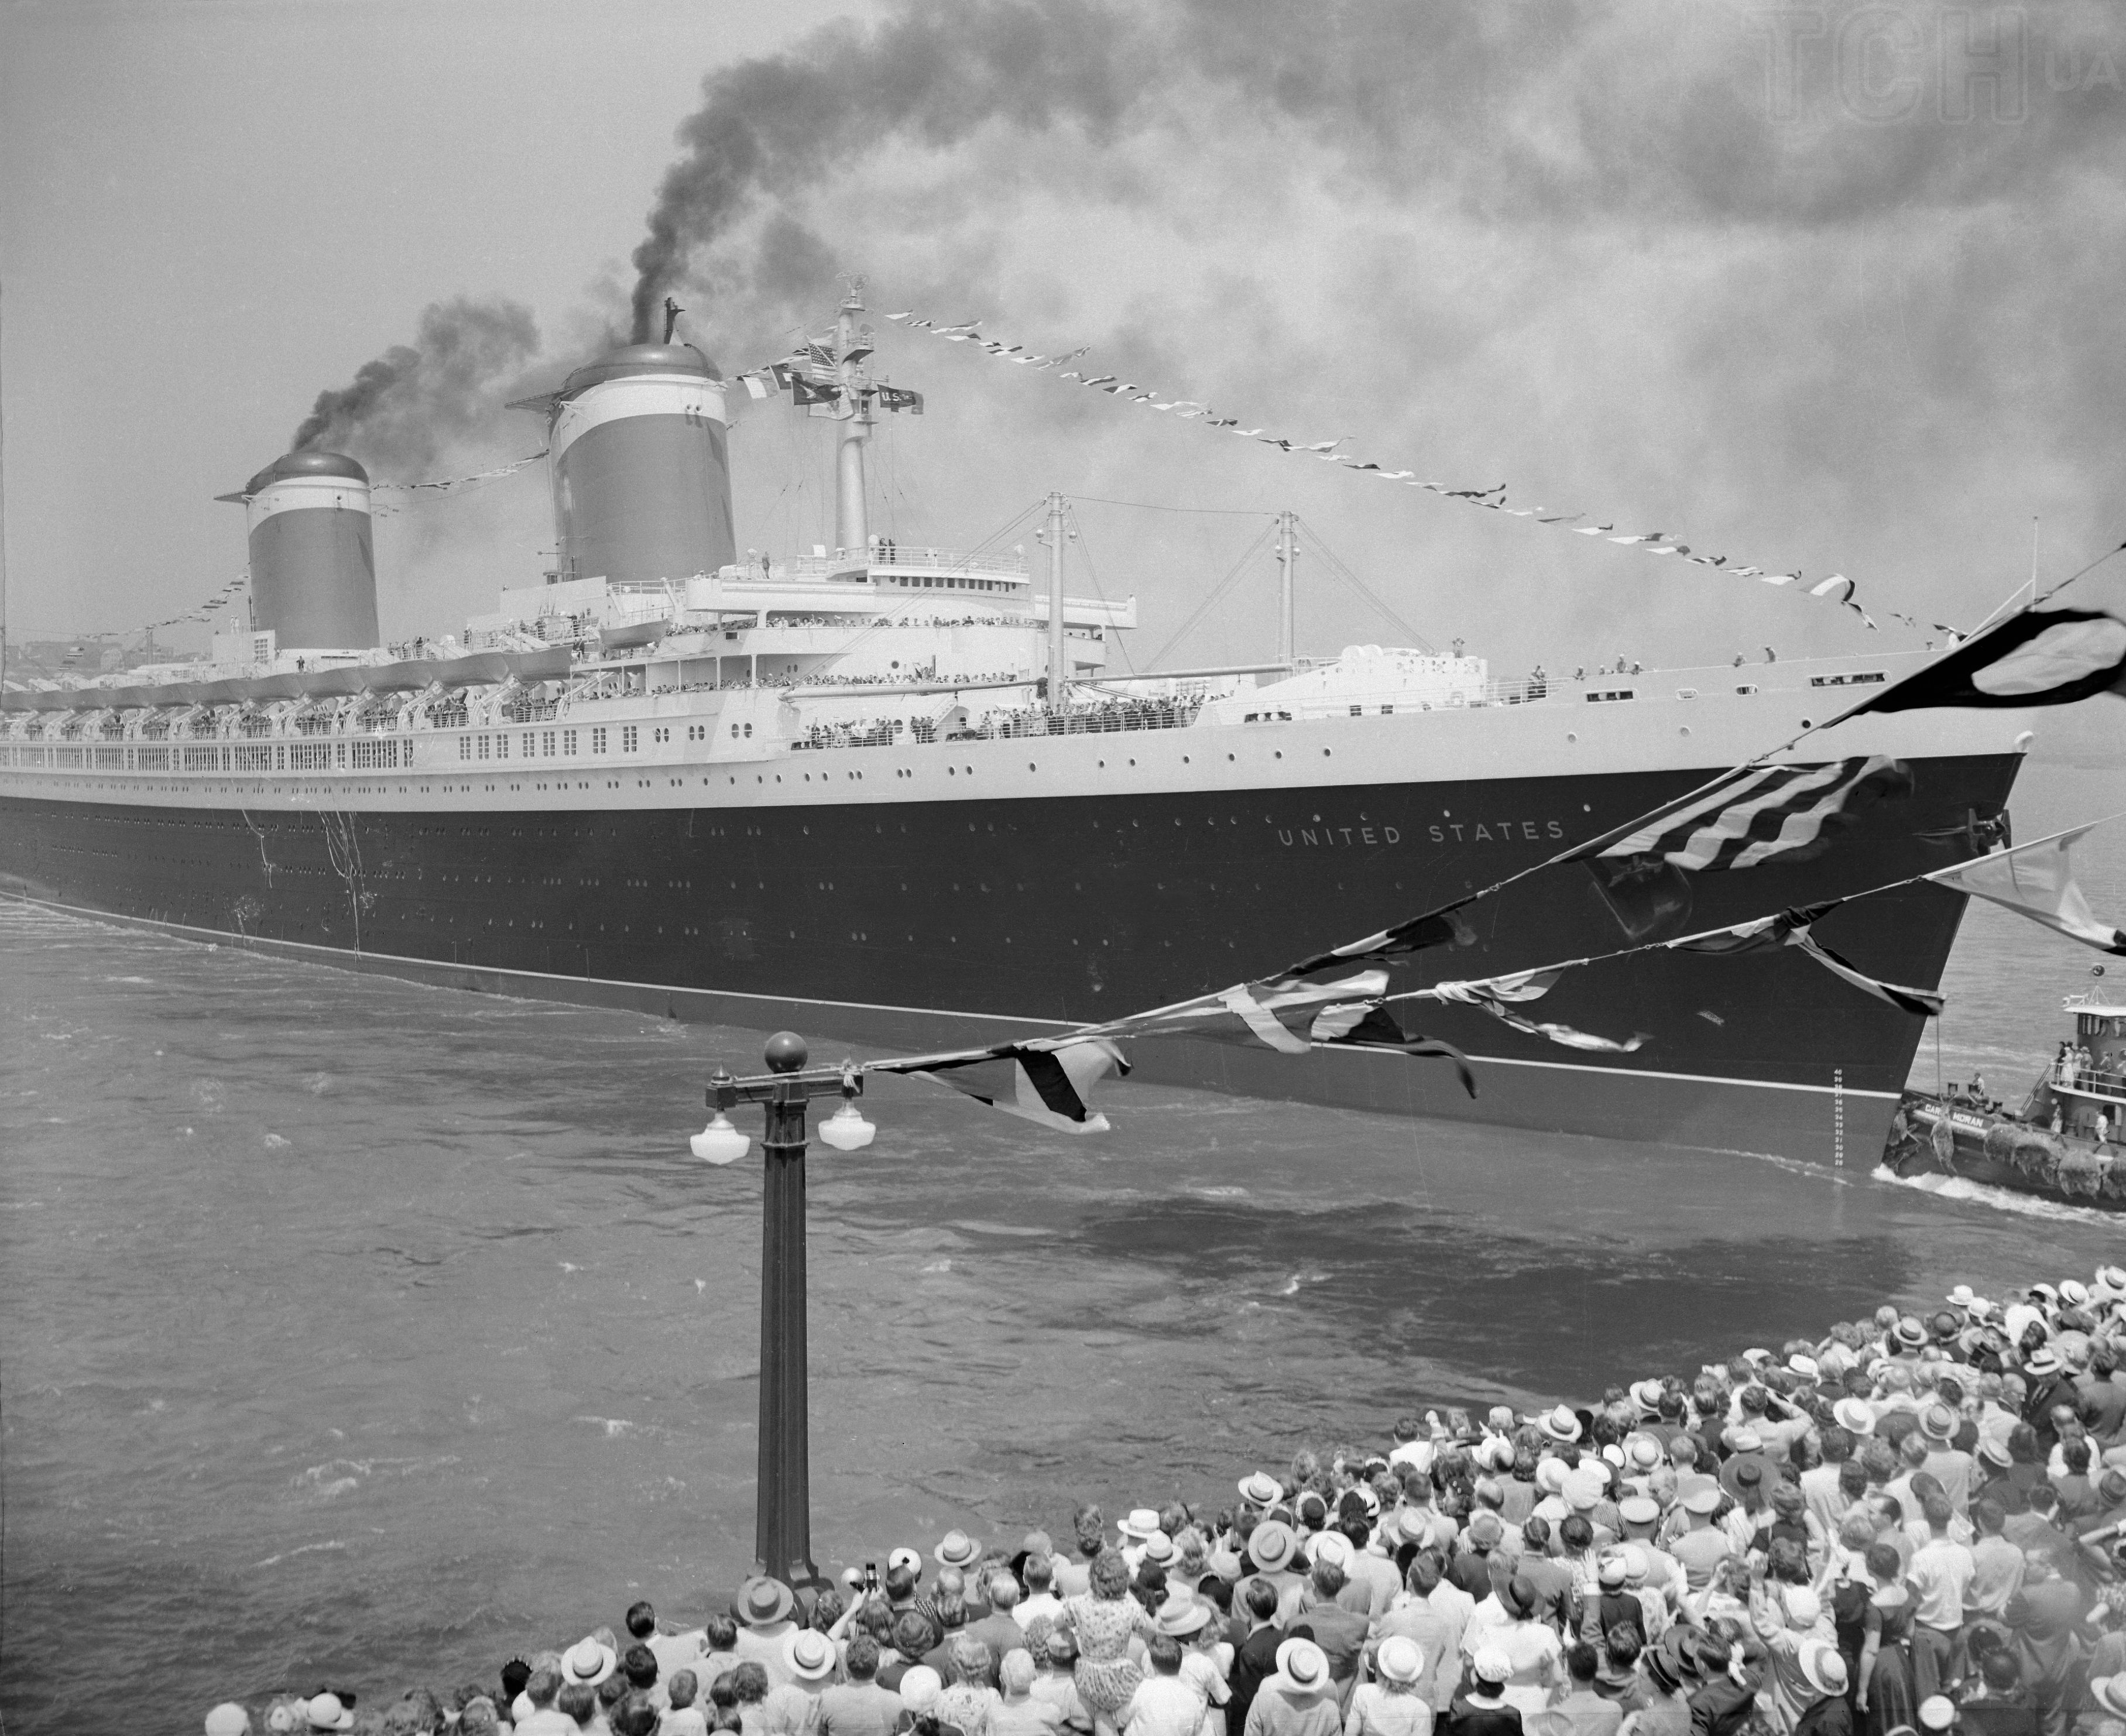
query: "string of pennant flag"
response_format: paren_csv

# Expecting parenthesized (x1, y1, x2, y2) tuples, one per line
(137, 574, 251, 633)
(859, 815, 2126, 1132)
(368, 451, 550, 496)
(852, 610, 2126, 1130)
(879, 310, 1882, 632)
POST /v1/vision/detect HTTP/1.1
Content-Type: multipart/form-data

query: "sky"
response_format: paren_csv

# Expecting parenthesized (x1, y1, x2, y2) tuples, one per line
(4, 0, 2125, 686)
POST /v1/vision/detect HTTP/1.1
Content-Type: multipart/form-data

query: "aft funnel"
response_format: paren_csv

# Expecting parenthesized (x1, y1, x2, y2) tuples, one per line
(547, 342, 736, 587)
(218, 450, 380, 650)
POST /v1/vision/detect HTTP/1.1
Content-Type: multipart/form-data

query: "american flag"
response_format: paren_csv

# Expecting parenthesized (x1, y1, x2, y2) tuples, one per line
(1574, 755, 1912, 872)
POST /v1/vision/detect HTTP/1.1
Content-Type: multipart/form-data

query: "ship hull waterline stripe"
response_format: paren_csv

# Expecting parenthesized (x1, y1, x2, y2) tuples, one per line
(4, 888, 1899, 1108)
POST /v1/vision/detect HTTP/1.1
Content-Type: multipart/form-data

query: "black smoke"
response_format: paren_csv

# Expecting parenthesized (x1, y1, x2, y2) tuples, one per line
(292, 296, 543, 476)
(626, 0, 1161, 342)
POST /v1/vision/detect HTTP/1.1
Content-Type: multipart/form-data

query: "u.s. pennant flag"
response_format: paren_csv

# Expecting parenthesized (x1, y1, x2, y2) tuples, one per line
(1567, 755, 1914, 872)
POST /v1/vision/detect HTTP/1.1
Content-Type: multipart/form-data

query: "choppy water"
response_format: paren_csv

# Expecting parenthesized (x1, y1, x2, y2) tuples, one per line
(4, 756, 2123, 1730)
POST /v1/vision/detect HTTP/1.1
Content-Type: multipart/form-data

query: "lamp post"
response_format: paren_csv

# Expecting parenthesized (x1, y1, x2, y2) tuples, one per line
(691, 1031, 874, 1587)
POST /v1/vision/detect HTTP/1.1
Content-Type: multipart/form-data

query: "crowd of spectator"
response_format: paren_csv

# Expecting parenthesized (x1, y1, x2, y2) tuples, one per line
(202, 1267, 2126, 1736)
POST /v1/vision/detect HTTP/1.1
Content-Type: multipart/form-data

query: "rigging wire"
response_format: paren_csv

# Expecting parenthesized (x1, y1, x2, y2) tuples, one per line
(1062, 500, 1136, 675)
(1292, 514, 1436, 654)
(1143, 522, 1277, 672)
(1068, 494, 1275, 518)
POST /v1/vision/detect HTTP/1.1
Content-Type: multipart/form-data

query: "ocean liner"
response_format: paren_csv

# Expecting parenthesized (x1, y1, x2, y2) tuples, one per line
(0, 291, 2031, 1161)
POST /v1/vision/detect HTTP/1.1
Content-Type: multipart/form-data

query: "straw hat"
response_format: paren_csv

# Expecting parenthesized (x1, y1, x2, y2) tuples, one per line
(736, 1578, 797, 1628)
(303, 1697, 354, 1734)
(1238, 1471, 1282, 1507)
(936, 1529, 982, 1569)
(786, 1629, 836, 1682)
(1307, 1529, 1353, 1570)
(563, 1637, 618, 1684)
(1155, 1593, 1211, 1637)
(1376, 1636, 1425, 1684)
(1833, 1397, 1876, 1435)
(1249, 1519, 1299, 1572)
(1799, 1639, 1849, 1697)
(2089, 1675, 2126, 1718)
(1470, 1647, 1513, 1688)
(1535, 1405, 1583, 1444)
(1140, 1530, 1177, 1566)
(889, 1546, 923, 1575)
(1118, 1508, 1162, 1541)
(1274, 1638, 1331, 1693)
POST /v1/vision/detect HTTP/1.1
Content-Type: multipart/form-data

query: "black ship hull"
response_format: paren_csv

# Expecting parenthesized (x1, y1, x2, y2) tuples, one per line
(0, 749, 2021, 1162)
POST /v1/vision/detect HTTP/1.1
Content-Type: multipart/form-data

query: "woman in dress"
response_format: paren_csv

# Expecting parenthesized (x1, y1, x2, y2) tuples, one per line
(1854, 1545, 1915, 1736)
(1062, 1549, 1159, 1736)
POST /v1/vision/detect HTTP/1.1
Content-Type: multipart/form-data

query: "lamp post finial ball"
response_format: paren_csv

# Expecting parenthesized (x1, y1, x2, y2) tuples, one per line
(764, 1031, 808, 1073)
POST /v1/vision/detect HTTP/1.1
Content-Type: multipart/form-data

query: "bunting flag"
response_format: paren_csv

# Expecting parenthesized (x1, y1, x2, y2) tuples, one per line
(882, 308, 1888, 633)
(1070, 970, 1480, 1090)
(1279, 904, 1480, 977)
(1670, 903, 1942, 1017)
(1563, 756, 1914, 872)
(1829, 606, 2126, 719)
(790, 377, 841, 407)
(1421, 968, 1647, 1053)
(871, 1038, 1130, 1133)
(877, 386, 925, 415)
(1923, 822, 2126, 955)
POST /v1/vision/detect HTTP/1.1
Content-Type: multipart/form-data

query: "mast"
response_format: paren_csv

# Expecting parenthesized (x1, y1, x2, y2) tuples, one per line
(1045, 491, 1068, 702)
(834, 286, 873, 559)
(1275, 509, 1297, 667)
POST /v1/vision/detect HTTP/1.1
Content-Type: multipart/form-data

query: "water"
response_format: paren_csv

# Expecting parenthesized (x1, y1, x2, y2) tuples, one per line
(4, 755, 2123, 1730)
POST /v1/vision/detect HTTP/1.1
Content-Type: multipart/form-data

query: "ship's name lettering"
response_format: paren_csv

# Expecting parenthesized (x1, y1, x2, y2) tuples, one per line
(1275, 818, 1566, 848)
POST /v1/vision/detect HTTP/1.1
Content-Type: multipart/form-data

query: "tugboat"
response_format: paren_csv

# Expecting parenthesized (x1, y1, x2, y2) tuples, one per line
(1885, 979, 2126, 1207)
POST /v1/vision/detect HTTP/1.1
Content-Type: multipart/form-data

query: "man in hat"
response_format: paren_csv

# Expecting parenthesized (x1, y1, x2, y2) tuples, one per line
(2019, 1351, 2077, 1453)
(731, 1580, 801, 1687)
(1243, 1521, 1311, 1625)
(1376, 1555, 1462, 1715)
(1671, 1485, 1733, 1593)
(1919, 1405, 1976, 1517)
(1244, 1638, 1340, 1736)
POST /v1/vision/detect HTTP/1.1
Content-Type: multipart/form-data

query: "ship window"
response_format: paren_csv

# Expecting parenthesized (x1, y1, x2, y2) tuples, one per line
(731, 724, 740, 739)
(542, 730, 555, 757)
(1350, 704, 1362, 716)
(563, 729, 577, 755)
(460, 737, 471, 761)
(478, 735, 491, 760)
(592, 727, 608, 754)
